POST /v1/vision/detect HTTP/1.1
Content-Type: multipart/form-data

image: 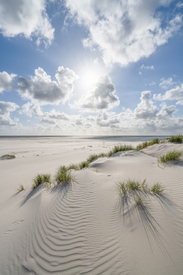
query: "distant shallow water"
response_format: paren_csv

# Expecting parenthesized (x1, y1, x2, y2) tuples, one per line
(0, 135, 170, 142)
(83, 135, 170, 142)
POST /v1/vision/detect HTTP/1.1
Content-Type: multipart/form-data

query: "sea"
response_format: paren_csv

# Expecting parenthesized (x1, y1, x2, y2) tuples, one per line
(0, 135, 171, 142)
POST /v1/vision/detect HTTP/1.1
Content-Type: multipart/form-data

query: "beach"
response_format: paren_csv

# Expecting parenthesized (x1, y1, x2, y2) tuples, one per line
(0, 136, 183, 274)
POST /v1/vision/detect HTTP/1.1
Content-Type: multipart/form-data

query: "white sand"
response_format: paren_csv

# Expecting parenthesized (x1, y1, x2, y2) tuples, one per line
(0, 137, 183, 274)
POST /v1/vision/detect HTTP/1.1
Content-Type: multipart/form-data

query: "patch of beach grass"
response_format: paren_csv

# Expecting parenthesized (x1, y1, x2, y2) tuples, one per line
(1, 154, 16, 159)
(87, 153, 106, 163)
(117, 179, 147, 195)
(118, 182, 127, 196)
(79, 161, 90, 169)
(67, 164, 79, 170)
(117, 179, 164, 197)
(18, 185, 25, 192)
(151, 183, 164, 195)
(135, 196, 144, 205)
(107, 144, 134, 157)
(126, 179, 141, 191)
(55, 166, 72, 184)
(32, 174, 51, 189)
(159, 150, 183, 163)
(141, 179, 148, 191)
(136, 138, 159, 150)
(168, 135, 183, 143)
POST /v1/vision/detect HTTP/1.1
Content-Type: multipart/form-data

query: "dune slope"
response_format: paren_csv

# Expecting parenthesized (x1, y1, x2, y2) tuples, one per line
(0, 143, 183, 274)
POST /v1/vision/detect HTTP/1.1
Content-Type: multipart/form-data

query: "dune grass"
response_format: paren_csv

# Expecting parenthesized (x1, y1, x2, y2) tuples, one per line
(29, 137, 173, 191)
(168, 135, 183, 143)
(32, 174, 51, 189)
(159, 150, 183, 163)
(126, 179, 141, 191)
(118, 182, 127, 195)
(118, 179, 164, 198)
(118, 179, 145, 196)
(107, 145, 134, 157)
(136, 138, 159, 151)
(2, 154, 16, 158)
(79, 161, 90, 169)
(87, 153, 106, 163)
(135, 196, 144, 205)
(151, 183, 164, 195)
(55, 166, 73, 184)
(18, 185, 25, 192)
(67, 164, 79, 170)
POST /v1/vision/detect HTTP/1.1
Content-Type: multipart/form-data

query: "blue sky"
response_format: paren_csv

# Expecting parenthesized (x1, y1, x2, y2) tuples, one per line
(0, 0, 183, 135)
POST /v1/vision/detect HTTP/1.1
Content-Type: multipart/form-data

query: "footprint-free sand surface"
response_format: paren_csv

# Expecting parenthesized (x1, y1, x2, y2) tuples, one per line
(0, 137, 183, 274)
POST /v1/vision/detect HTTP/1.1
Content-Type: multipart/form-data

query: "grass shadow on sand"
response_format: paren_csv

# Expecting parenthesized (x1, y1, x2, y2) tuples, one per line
(117, 190, 178, 258)
(20, 183, 46, 206)
(159, 159, 183, 168)
(51, 180, 73, 198)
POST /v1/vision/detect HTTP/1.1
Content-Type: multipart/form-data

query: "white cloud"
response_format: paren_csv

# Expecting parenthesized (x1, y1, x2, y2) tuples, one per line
(0, 71, 16, 93)
(157, 103, 176, 119)
(96, 112, 120, 128)
(154, 83, 183, 100)
(75, 117, 83, 126)
(0, 101, 19, 126)
(149, 81, 156, 86)
(159, 77, 174, 89)
(176, 100, 183, 105)
(64, 0, 182, 66)
(17, 66, 79, 105)
(44, 109, 70, 121)
(31, 105, 71, 125)
(140, 64, 154, 70)
(32, 104, 43, 117)
(0, 101, 19, 115)
(41, 118, 56, 124)
(176, 2, 183, 9)
(0, 0, 54, 45)
(134, 91, 158, 119)
(21, 102, 33, 117)
(72, 74, 120, 111)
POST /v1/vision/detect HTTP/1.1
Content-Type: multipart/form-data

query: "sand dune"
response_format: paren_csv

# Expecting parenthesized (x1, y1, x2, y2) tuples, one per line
(0, 138, 183, 274)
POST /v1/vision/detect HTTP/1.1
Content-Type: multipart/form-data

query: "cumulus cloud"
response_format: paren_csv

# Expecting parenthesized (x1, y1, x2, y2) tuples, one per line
(21, 102, 33, 117)
(0, 101, 19, 126)
(0, 101, 19, 115)
(134, 91, 158, 119)
(72, 74, 120, 111)
(159, 77, 174, 89)
(0, 71, 16, 93)
(75, 117, 83, 126)
(64, 0, 182, 66)
(17, 66, 79, 105)
(96, 112, 120, 128)
(32, 104, 43, 117)
(41, 118, 56, 124)
(176, 2, 183, 9)
(176, 100, 183, 105)
(154, 83, 183, 100)
(44, 109, 70, 121)
(0, 0, 54, 45)
(140, 65, 154, 70)
(157, 103, 176, 119)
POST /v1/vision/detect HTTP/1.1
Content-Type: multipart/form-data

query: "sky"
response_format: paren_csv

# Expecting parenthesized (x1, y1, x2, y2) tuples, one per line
(0, 0, 183, 136)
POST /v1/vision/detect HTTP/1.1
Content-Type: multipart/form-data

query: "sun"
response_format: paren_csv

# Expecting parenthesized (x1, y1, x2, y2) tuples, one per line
(78, 62, 106, 91)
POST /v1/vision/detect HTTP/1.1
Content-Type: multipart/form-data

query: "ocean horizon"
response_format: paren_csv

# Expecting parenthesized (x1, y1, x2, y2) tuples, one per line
(0, 135, 171, 142)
